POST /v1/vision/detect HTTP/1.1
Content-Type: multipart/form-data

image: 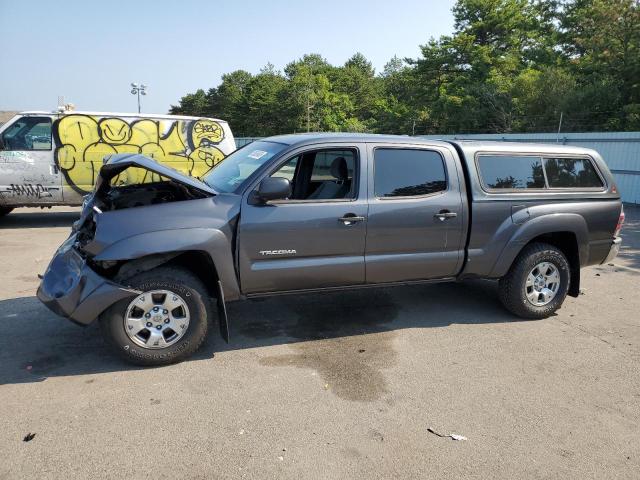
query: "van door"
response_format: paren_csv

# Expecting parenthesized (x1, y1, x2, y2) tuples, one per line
(364, 143, 466, 283)
(0, 115, 62, 205)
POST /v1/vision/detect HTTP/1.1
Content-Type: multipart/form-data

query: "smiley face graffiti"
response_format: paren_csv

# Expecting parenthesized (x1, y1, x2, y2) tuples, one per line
(98, 118, 132, 144)
(53, 115, 226, 194)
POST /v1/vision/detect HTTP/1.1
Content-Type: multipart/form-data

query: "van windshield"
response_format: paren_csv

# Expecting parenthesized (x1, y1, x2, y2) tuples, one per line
(202, 141, 287, 193)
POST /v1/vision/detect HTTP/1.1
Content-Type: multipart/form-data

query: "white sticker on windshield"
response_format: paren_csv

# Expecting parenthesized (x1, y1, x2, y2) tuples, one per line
(248, 150, 268, 160)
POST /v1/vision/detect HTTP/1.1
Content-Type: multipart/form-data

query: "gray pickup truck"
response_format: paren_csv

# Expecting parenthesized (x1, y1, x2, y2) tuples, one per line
(37, 134, 624, 366)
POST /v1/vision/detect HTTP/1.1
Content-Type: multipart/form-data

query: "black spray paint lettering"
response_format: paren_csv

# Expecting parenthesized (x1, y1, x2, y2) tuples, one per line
(8, 184, 53, 198)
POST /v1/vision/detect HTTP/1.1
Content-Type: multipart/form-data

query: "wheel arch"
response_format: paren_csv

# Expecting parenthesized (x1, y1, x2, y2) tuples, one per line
(114, 251, 219, 298)
(93, 228, 240, 302)
(93, 228, 236, 342)
(104, 249, 230, 342)
(491, 214, 588, 297)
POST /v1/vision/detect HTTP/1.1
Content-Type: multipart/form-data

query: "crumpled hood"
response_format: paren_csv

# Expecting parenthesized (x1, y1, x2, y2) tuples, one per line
(72, 153, 220, 238)
(96, 153, 217, 196)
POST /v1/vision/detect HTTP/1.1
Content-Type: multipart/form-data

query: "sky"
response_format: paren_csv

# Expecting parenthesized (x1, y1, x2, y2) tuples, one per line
(0, 0, 456, 114)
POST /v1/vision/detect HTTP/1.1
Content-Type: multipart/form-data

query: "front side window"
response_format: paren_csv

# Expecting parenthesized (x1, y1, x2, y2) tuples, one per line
(544, 157, 603, 188)
(478, 155, 545, 189)
(374, 148, 447, 198)
(271, 156, 298, 181)
(269, 148, 358, 201)
(310, 150, 356, 182)
(1, 116, 52, 151)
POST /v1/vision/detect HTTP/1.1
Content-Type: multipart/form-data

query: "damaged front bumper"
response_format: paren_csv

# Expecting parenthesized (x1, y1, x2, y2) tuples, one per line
(37, 234, 140, 325)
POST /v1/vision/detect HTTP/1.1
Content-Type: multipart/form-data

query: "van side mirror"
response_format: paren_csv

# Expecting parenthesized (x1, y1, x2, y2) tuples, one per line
(255, 177, 291, 203)
(0, 137, 4, 151)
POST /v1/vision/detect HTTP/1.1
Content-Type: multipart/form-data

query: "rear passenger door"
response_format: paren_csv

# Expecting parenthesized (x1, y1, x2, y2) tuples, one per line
(365, 143, 466, 283)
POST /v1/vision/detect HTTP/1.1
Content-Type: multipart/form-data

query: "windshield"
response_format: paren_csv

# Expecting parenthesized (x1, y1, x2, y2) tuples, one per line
(202, 141, 287, 193)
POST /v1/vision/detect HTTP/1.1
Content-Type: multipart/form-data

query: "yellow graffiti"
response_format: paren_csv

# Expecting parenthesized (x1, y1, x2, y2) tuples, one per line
(54, 115, 226, 194)
(189, 146, 226, 178)
(190, 119, 224, 146)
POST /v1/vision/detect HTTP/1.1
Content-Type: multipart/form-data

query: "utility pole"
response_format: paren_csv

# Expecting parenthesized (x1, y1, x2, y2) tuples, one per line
(306, 74, 312, 132)
(130, 83, 147, 114)
(556, 111, 563, 143)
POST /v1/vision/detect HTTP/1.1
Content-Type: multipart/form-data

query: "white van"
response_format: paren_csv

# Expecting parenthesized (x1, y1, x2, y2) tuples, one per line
(0, 110, 236, 216)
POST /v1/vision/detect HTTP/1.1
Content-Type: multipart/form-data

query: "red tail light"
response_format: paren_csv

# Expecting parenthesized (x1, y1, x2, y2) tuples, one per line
(614, 207, 625, 237)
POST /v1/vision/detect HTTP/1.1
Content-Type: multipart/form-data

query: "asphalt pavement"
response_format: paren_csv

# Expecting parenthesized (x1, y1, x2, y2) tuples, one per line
(0, 205, 638, 479)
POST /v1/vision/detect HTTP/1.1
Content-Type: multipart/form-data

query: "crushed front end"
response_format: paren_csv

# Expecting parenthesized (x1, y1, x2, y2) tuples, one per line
(37, 153, 217, 326)
(37, 232, 141, 325)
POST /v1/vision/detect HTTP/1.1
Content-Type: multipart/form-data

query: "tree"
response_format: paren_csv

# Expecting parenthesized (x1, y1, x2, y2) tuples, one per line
(169, 0, 639, 135)
(244, 66, 289, 136)
(169, 89, 208, 116)
(560, 0, 640, 130)
(210, 70, 253, 133)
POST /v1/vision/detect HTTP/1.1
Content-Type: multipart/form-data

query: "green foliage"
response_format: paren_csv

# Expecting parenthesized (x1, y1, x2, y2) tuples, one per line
(170, 0, 640, 135)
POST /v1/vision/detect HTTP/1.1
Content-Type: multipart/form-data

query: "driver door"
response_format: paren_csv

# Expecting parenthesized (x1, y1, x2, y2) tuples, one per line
(0, 115, 63, 205)
(238, 144, 368, 294)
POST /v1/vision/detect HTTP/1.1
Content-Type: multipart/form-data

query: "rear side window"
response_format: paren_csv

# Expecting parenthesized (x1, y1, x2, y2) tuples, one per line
(478, 155, 545, 189)
(544, 157, 603, 188)
(374, 148, 446, 198)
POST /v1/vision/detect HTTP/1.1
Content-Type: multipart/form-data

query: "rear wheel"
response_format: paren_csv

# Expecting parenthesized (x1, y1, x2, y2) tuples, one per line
(99, 266, 212, 366)
(0, 207, 14, 217)
(498, 242, 570, 319)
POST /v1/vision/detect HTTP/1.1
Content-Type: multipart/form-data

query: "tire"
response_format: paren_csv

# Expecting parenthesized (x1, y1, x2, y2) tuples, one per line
(498, 242, 570, 319)
(0, 207, 14, 217)
(99, 266, 212, 366)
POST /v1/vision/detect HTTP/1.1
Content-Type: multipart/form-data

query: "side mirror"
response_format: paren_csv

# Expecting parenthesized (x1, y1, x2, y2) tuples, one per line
(255, 177, 291, 203)
(0, 137, 5, 151)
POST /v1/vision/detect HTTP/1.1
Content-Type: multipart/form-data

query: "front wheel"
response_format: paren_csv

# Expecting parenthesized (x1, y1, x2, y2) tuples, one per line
(498, 242, 570, 319)
(99, 266, 212, 366)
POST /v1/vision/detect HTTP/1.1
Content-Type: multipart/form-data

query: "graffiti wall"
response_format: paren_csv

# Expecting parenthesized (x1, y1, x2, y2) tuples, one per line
(53, 115, 227, 194)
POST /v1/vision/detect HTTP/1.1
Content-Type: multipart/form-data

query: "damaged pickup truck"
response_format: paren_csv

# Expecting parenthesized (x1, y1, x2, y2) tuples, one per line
(37, 134, 624, 366)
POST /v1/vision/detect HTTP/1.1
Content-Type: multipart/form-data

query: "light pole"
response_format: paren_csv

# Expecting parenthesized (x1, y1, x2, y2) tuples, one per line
(130, 83, 147, 114)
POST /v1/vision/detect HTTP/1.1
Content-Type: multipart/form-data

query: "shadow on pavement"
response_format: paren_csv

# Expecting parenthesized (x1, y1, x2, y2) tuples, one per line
(0, 280, 515, 385)
(2, 204, 637, 388)
(0, 209, 80, 229)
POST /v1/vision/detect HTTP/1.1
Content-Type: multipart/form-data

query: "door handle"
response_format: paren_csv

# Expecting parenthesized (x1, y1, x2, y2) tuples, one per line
(434, 210, 457, 221)
(339, 213, 365, 225)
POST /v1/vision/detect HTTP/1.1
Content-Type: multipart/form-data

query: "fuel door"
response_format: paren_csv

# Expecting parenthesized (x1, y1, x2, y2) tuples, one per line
(511, 205, 530, 225)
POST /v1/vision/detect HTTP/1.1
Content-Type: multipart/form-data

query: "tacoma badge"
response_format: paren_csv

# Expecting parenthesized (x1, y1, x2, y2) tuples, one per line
(259, 249, 297, 256)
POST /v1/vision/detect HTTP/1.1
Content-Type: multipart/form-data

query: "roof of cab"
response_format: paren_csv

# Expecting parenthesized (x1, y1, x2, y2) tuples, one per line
(262, 132, 453, 148)
(18, 110, 229, 123)
(258, 133, 596, 155)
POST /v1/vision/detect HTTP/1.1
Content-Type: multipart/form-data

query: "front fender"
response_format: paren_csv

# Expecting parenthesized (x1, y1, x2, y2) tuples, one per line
(490, 213, 589, 277)
(94, 228, 241, 301)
